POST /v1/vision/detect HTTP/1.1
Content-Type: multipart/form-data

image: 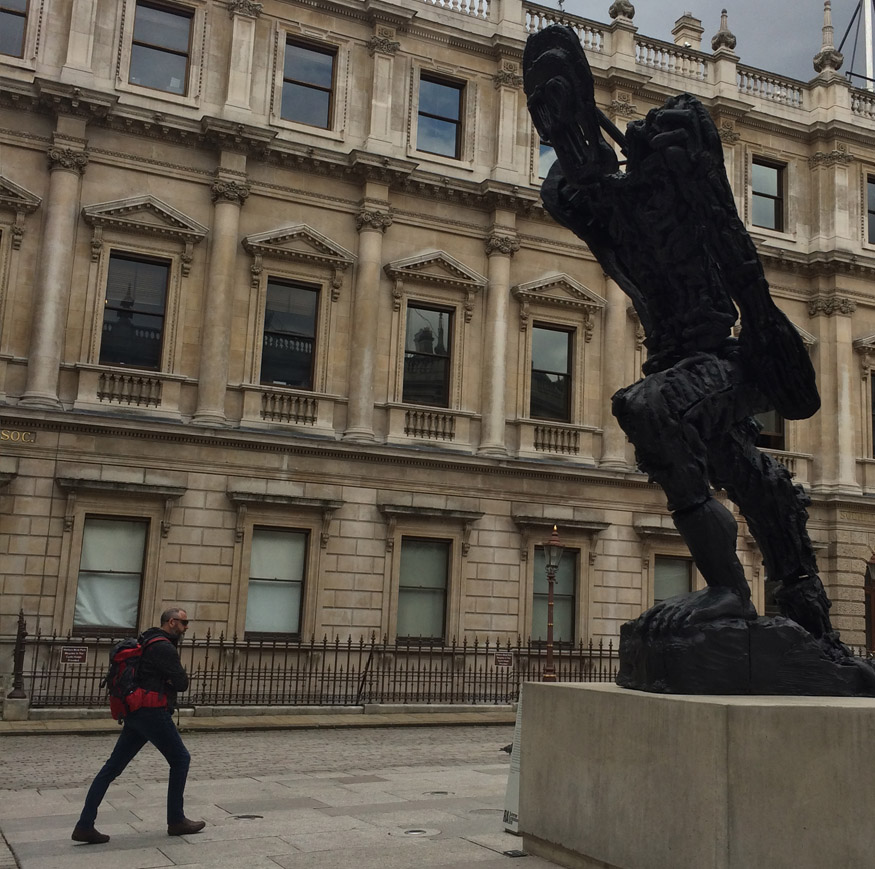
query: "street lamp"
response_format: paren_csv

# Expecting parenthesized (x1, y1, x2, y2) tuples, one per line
(541, 525, 565, 683)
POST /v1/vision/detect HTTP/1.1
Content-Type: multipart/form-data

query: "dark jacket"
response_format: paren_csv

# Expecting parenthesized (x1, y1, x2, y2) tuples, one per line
(137, 627, 188, 712)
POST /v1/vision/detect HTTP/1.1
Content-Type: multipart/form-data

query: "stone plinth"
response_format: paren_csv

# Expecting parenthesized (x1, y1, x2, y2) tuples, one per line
(519, 683, 875, 869)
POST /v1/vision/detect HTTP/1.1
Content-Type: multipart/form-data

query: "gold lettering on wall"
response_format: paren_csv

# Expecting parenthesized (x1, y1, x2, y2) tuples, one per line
(0, 429, 36, 443)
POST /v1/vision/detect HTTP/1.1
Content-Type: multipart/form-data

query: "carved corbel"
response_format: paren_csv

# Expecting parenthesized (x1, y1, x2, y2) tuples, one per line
(64, 490, 76, 532)
(250, 253, 263, 289)
(464, 289, 475, 323)
(320, 505, 337, 549)
(235, 503, 247, 542)
(385, 514, 397, 551)
(181, 241, 194, 277)
(518, 299, 530, 332)
(161, 498, 175, 538)
(90, 225, 103, 262)
(12, 212, 27, 250)
(391, 277, 403, 312)
(583, 308, 596, 343)
(331, 266, 344, 302)
(462, 520, 475, 556)
(518, 528, 530, 560)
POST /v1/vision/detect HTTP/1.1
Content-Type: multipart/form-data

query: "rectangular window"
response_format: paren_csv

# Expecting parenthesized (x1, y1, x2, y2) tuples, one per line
(100, 252, 168, 370)
(751, 159, 784, 231)
(73, 517, 147, 632)
(129, 1, 192, 95)
(245, 527, 307, 636)
(531, 324, 572, 422)
(754, 409, 785, 451)
(0, 0, 27, 58)
(532, 547, 577, 643)
(868, 178, 875, 245)
(417, 75, 463, 159)
(397, 537, 449, 641)
(654, 555, 692, 604)
(282, 40, 335, 128)
(538, 142, 557, 179)
(261, 280, 319, 389)
(403, 304, 452, 407)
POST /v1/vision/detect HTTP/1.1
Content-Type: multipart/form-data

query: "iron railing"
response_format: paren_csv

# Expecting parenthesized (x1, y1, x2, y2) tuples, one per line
(4, 613, 617, 710)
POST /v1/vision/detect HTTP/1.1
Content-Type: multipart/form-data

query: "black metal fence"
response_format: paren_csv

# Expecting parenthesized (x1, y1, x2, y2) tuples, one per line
(5, 613, 618, 710)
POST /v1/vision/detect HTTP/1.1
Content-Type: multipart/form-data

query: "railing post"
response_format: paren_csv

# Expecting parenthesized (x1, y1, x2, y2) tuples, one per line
(6, 610, 28, 700)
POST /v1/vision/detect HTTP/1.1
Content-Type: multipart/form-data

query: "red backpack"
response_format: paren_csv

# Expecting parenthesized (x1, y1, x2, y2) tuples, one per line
(102, 636, 171, 723)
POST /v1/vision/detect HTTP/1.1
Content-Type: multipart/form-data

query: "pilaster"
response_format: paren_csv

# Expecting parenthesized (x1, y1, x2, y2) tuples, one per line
(226, 1, 262, 112)
(598, 278, 631, 469)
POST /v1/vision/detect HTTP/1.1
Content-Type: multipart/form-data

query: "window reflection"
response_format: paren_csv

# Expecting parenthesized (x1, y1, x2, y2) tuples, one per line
(128, 1, 192, 95)
(403, 304, 452, 407)
(260, 280, 319, 389)
(282, 41, 335, 128)
(530, 325, 572, 422)
(0, 0, 27, 58)
(417, 76, 463, 158)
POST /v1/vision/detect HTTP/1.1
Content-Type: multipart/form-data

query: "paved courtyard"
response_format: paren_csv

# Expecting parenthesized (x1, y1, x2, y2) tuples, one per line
(0, 724, 557, 869)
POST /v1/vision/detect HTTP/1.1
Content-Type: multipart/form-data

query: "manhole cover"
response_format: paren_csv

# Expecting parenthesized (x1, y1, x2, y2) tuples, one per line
(234, 814, 264, 820)
(390, 828, 441, 838)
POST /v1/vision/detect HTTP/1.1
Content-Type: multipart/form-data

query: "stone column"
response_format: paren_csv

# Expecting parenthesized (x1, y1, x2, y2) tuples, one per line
(478, 227, 519, 455)
(599, 277, 631, 469)
(343, 189, 391, 442)
(20, 129, 89, 408)
(226, 0, 262, 112)
(192, 168, 249, 426)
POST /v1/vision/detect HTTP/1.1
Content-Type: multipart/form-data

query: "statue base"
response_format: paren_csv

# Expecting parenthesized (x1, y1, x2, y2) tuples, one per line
(617, 614, 875, 696)
(519, 683, 875, 869)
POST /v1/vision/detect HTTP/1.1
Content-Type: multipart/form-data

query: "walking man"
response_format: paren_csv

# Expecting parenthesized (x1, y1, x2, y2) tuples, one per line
(72, 607, 205, 844)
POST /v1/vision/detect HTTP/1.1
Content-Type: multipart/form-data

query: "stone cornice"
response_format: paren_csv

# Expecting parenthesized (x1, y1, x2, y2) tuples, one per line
(201, 116, 276, 156)
(34, 78, 117, 120)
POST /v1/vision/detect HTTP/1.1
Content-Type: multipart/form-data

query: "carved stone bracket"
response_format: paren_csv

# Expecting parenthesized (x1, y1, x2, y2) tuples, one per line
(161, 498, 176, 538)
(511, 514, 610, 560)
(0, 175, 41, 250)
(853, 334, 875, 378)
(235, 502, 247, 542)
(368, 34, 400, 55)
(809, 147, 854, 169)
(356, 209, 393, 233)
(627, 305, 646, 347)
(47, 147, 89, 175)
(485, 233, 521, 257)
(808, 295, 857, 317)
(493, 64, 523, 89)
(64, 489, 76, 533)
(377, 503, 484, 557)
(610, 95, 637, 119)
(211, 178, 250, 206)
(717, 121, 740, 144)
(228, 0, 262, 17)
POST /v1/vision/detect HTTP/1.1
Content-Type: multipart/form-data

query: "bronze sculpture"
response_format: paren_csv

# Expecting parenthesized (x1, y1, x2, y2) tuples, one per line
(524, 24, 875, 694)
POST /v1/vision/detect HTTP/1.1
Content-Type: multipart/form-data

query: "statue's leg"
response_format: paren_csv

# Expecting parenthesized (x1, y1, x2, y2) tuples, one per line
(706, 417, 836, 641)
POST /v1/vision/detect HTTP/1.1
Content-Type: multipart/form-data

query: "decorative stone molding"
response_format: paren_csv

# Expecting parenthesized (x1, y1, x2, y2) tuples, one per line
(808, 296, 857, 317)
(609, 0, 635, 21)
(809, 148, 854, 168)
(82, 195, 208, 277)
(627, 305, 646, 347)
(367, 34, 400, 55)
(355, 209, 393, 232)
(226, 490, 343, 547)
(711, 8, 737, 52)
(511, 514, 609, 560)
(35, 79, 117, 120)
(0, 176, 41, 250)
(47, 147, 88, 175)
(211, 179, 250, 206)
(854, 334, 875, 378)
(512, 274, 606, 340)
(493, 62, 523, 89)
(242, 225, 355, 298)
(201, 117, 276, 155)
(485, 233, 521, 257)
(384, 251, 487, 323)
(227, 0, 262, 17)
(813, 0, 843, 74)
(610, 95, 637, 118)
(717, 120, 740, 144)
(378, 503, 484, 556)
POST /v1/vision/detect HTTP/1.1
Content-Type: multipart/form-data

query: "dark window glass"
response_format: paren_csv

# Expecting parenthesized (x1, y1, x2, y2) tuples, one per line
(533, 547, 577, 643)
(245, 527, 307, 636)
(129, 1, 192, 95)
(866, 564, 875, 651)
(751, 159, 784, 231)
(100, 253, 168, 370)
(417, 76, 463, 158)
(868, 178, 875, 245)
(872, 375, 875, 457)
(530, 325, 572, 421)
(282, 41, 335, 128)
(754, 409, 785, 451)
(0, 0, 27, 58)
(403, 304, 452, 407)
(397, 537, 449, 641)
(763, 576, 781, 618)
(654, 555, 692, 604)
(538, 142, 557, 178)
(260, 281, 319, 389)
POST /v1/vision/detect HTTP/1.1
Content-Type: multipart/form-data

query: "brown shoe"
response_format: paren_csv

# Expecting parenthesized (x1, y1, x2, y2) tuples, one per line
(167, 818, 205, 836)
(71, 826, 110, 844)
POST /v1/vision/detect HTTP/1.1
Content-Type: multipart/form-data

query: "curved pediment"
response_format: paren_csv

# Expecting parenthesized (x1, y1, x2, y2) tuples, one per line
(384, 251, 487, 290)
(82, 195, 208, 243)
(242, 224, 355, 268)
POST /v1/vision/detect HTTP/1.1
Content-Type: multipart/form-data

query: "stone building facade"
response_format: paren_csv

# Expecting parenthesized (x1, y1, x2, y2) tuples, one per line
(2, 0, 875, 658)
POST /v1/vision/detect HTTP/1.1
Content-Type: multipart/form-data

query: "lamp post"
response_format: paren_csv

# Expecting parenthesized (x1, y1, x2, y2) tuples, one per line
(542, 525, 564, 683)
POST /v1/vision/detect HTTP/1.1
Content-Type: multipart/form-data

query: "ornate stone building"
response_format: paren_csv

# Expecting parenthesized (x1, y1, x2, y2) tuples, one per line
(2, 0, 875, 660)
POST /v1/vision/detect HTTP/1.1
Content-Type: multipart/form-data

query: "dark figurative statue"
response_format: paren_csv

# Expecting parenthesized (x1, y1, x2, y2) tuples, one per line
(523, 24, 875, 695)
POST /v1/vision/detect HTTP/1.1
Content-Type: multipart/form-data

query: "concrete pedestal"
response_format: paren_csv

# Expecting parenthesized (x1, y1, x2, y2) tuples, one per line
(519, 683, 875, 869)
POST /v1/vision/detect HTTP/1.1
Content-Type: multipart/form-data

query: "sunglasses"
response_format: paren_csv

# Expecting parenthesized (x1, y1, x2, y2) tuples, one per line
(174, 618, 190, 626)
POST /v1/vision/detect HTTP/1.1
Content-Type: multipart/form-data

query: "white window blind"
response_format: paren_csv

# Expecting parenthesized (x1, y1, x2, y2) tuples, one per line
(245, 528, 307, 634)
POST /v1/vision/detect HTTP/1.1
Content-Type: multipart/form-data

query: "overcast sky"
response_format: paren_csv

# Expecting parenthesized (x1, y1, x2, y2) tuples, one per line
(560, 1, 869, 84)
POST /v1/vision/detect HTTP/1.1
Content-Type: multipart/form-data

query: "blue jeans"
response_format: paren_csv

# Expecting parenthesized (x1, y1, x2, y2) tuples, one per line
(78, 708, 191, 827)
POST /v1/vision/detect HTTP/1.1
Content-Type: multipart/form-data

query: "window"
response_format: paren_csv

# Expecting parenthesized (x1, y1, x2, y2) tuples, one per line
(868, 178, 875, 245)
(654, 555, 692, 604)
(245, 527, 307, 636)
(282, 40, 335, 128)
(417, 75, 463, 159)
(73, 517, 148, 632)
(751, 159, 784, 231)
(532, 547, 577, 643)
(397, 537, 450, 641)
(403, 304, 452, 407)
(538, 142, 557, 179)
(754, 410, 785, 451)
(530, 324, 572, 421)
(0, 0, 27, 58)
(261, 280, 319, 389)
(100, 252, 168, 370)
(763, 576, 781, 618)
(129, 1, 192, 95)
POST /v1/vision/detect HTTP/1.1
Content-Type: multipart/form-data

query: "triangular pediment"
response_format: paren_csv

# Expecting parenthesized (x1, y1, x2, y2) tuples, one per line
(0, 176, 41, 214)
(384, 251, 486, 290)
(82, 196, 208, 242)
(512, 274, 606, 309)
(243, 225, 355, 267)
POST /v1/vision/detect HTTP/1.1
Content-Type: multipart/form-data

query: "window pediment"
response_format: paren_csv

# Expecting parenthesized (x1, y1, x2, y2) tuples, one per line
(855, 333, 875, 371)
(512, 274, 606, 336)
(385, 251, 486, 322)
(242, 225, 355, 297)
(82, 196, 209, 243)
(0, 176, 41, 215)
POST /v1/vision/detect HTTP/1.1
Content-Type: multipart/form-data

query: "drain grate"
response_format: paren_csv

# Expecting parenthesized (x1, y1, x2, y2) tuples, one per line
(233, 814, 264, 820)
